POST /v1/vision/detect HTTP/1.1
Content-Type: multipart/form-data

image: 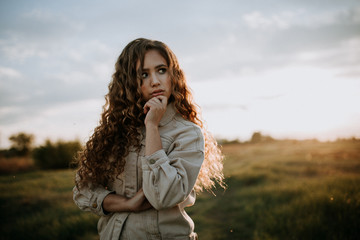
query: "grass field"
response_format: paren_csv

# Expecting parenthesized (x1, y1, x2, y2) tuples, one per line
(0, 139, 359, 239)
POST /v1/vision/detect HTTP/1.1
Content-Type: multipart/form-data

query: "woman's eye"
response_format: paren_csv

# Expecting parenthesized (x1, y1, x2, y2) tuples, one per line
(158, 68, 167, 74)
(141, 72, 148, 78)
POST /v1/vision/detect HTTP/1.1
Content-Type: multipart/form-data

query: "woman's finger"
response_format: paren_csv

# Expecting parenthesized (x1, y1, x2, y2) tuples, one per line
(156, 95, 168, 106)
(143, 97, 166, 114)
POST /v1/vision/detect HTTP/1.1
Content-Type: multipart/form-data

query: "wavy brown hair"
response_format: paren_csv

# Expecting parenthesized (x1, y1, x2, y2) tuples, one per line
(75, 38, 225, 192)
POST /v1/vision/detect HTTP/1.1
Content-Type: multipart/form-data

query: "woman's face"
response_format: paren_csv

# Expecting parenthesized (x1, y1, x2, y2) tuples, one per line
(139, 50, 172, 102)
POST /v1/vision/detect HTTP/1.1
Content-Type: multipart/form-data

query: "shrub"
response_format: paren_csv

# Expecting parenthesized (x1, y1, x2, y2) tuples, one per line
(33, 140, 82, 169)
(8, 132, 34, 156)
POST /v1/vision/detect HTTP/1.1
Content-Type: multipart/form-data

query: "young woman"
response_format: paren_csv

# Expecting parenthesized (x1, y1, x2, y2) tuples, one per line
(73, 38, 225, 240)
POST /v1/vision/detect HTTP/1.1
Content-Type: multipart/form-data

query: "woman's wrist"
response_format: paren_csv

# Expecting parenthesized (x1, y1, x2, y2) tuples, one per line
(145, 121, 159, 129)
(145, 124, 162, 156)
(102, 193, 131, 213)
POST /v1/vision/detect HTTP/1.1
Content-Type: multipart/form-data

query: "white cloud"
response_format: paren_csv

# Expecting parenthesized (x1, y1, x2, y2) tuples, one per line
(242, 7, 360, 31)
(294, 36, 360, 77)
(0, 7, 85, 62)
(0, 39, 49, 61)
(242, 11, 298, 30)
(351, 7, 360, 23)
(1, 0, 359, 145)
(0, 66, 22, 78)
(0, 98, 104, 148)
(191, 64, 360, 141)
(0, 106, 22, 116)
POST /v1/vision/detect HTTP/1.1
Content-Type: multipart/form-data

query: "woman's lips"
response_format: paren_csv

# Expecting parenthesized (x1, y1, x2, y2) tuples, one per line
(151, 90, 164, 97)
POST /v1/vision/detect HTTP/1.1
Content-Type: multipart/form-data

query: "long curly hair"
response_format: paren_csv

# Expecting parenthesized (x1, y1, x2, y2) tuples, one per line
(75, 38, 225, 192)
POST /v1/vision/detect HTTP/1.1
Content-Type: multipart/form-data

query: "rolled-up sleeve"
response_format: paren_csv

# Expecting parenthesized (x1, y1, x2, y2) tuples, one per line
(141, 125, 205, 210)
(73, 182, 114, 217)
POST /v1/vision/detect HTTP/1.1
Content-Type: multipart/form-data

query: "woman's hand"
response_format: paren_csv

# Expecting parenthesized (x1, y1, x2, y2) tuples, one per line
(143, 96, 168, 127)
(127, 188, 153, 212)
(102, 188, 152, 213)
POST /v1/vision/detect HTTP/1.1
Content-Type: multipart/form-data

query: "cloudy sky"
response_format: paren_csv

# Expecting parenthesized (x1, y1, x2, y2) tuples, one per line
(1, 0, 359, 147)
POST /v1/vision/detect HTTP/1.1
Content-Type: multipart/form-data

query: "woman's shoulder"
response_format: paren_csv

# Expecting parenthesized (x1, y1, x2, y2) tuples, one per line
(173, 113, 201, 130)
(165, 114, 203, 140)
(159, 104, 203, 140)
(160, 113, 204, 151)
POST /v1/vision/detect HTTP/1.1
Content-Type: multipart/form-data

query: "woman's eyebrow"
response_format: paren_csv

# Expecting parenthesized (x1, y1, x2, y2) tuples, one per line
(155, 64, 167, 68)
(142, 64, 168, 71)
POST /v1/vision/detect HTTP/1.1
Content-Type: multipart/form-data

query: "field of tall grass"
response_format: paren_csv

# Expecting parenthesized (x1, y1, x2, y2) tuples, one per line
(0, 139, 359, 239)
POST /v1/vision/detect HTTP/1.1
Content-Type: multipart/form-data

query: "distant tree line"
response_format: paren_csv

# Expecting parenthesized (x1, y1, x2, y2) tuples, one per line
(218, 132, 360, 146)
(2, 132, 359, 170)
(0, 132, 82, 170)
(0, 132, 35, 157)
(218, 132, 275, 145)
(250, 132, 274, 143)
(32, 140, 81, 169)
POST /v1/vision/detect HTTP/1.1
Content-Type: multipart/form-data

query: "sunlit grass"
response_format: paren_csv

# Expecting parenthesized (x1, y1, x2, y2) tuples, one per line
(0, 139, 359, 239)
(0, 156, 35, 173)
(187, 140, 360, 239)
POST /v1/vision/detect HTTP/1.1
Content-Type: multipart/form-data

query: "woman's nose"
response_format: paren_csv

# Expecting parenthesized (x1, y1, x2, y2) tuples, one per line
(150, 74, 160, 86)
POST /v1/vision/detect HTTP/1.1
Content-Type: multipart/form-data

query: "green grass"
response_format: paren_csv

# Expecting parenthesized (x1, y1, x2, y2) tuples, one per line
(0, 170, 99, 240)
(188, 140, 360, 240)
(0, 140, 359, 239)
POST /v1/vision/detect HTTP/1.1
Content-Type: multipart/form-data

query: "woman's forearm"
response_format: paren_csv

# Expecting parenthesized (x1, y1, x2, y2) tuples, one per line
(102, 193, 132, 212)
(143, 96, 167, 156)
(102, 188, 152, 213)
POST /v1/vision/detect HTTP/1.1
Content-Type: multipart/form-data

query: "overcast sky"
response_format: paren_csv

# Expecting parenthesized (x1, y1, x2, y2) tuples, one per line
(1, 0, 359, 147)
